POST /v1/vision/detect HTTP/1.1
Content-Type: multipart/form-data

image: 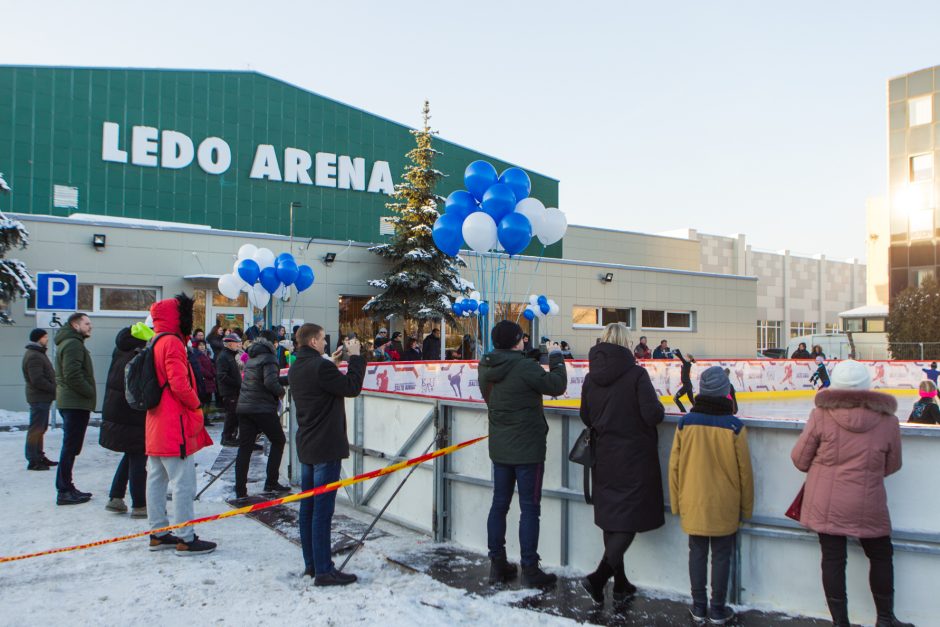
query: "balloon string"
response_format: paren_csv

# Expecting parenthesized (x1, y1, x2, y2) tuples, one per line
(515, 244, 546, 324)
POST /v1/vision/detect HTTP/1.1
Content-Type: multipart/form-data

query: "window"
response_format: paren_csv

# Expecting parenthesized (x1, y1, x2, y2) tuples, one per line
(494, 302, 532, 337)
(26, 283, 123, 314)
(97, 287, 158, 313)
(641, 309, 694, 330)
(338, 295, 378, 341)
(910, 209, 934, 240)
(909, 95, 933, 127)
(572, 306, 633, 329)
(756, 320, 782, 351)
(844, 319, 863, 333)
(865, 318, 886, 333)
(912, 267, 935, 287)
(789, 322, 818, 338)
(910, 154, 934, 183)
(824, 323, 841, 334)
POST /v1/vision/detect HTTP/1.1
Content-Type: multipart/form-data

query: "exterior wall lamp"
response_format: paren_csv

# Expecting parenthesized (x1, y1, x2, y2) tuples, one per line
(601, 272, 614, 283)
(92, 233, 106, 250)
(324, 252, 337, 265)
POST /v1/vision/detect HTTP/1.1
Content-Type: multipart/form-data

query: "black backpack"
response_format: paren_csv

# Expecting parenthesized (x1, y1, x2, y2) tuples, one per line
(124, 333, 175, 411)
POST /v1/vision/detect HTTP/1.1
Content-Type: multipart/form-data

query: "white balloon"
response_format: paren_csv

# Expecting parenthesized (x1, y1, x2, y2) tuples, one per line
(538, 207, 568, 246)
(249, 283, 270, 309)
(237, 244, 258, 261)
(273, 283, 288, 299)
(528, 294, 539, 307)
(462, 212, 498, 253)
(469, 291, 481, 302)
(218, 273, 241, 300)
(232, 259, 242, 275)
(253, 247, 276, 269)
(548, 301, 560, 316)
(514, 198, 546, 240)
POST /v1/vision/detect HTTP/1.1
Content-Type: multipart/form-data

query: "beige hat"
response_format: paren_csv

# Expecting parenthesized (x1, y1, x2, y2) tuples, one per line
(828, 360, 872, 390)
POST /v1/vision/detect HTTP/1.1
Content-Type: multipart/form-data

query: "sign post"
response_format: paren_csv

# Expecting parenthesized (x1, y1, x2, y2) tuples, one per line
(34, 272, 79, 429)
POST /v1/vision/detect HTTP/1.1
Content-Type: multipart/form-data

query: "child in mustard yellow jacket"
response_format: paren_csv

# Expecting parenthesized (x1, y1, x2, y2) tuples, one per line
(668, 366, 754, 625)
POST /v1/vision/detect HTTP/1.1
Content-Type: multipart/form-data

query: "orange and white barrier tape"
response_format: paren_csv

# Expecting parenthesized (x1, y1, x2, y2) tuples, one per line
(0, 435, 488, 564)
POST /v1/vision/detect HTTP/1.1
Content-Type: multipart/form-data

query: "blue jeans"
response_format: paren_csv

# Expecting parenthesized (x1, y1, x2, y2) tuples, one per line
(299, 460, 342, 575)
(25, 402, 51, 463)
(55, 409, 90, 493)
(487, 462, 544, 567)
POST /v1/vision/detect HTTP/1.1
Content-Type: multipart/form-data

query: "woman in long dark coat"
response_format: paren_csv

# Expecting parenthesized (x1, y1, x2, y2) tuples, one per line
(579, 322, 666, 604)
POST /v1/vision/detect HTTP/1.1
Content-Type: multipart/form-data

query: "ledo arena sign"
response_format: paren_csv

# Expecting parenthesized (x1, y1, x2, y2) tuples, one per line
(100, 121, 395, 195)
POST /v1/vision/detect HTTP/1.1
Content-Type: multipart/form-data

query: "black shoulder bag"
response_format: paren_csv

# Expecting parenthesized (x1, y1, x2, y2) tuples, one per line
(568, 427, 595, 504)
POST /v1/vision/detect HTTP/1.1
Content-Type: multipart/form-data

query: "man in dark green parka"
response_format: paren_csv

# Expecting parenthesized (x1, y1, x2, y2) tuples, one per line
(478, 320, 567, 588)
(54, 313, 96, 506)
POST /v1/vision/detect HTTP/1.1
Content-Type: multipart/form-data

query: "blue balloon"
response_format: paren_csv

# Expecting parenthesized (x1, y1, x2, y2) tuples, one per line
(432, 213, 463, 256)
(482, 184, 517, 223)
(498, 168, 531, 202)
(237, 258, 261, 285)
(276, 259, 299, 286)
(497, 212, 532, 256)
(295, 265, 315, 292)
(537, 295, 548, 306)
(452, 301, 463, 316)
(444, 190, 478, 221)
(479, 302, 490, 316)
(463, 298, 478, 312)
(523, 308, 536, 321)
(275, 252, 294, 267)
(539, 301, 551, 315)
(259, 267, 280, 294)
(465, 160, 499, 202)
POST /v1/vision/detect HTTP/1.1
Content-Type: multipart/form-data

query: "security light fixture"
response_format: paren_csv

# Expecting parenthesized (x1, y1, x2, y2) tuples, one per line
(92, 233, 106, 249)
(601, 272, 614, 283)
(324, 252, 337, 265)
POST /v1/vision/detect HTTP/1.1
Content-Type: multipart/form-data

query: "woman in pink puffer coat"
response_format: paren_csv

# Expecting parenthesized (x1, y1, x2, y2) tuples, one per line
(791, 360, 911, 627)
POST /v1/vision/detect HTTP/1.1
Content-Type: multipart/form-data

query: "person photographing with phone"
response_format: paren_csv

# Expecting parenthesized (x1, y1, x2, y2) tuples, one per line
(289, 324, 366, 586)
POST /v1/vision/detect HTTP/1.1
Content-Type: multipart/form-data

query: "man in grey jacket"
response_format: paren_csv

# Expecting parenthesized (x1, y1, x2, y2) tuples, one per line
(22, 328, 58, 471)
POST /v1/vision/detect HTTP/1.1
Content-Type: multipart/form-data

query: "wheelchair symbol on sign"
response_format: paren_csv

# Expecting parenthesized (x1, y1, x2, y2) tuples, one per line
(48, 313, 63, 328)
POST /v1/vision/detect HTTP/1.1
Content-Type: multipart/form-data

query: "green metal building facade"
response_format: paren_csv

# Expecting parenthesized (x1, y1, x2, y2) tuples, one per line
(0, 66, 559, 252)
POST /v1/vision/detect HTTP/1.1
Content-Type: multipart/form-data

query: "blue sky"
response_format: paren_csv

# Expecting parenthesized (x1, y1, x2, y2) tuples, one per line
(3, 1, 940, 260)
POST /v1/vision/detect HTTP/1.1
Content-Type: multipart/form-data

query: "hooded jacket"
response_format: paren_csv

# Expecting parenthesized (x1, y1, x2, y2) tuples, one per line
(145, 295, 212, 458)
(236, 338, 284, 414)
(477, 349, 568, 465)
(99, 327, 147, 453)
(580, 343, 665, 532)
(908, 397, 940, 424)
(22, 342, 56, 404)
(215, 346, 242, 401)
(791, 389, 902, 538)
(54, 325, 96, 411)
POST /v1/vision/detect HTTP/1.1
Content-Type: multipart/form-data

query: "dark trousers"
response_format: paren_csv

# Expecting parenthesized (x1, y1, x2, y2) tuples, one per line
(55, 409, 90, 493)
(603, 530, 637, 568)
(674, 383, 694, 413)
(234, 411, 286, 494)
(689, 533, 735, 609)
(487, 462, 544, 567)
(818, 533, 893, 601)
(222, 396, 239, 441)
(109, 452, 148, 508)
(299, 460, 342, 575)
(25, 402, 51, 463)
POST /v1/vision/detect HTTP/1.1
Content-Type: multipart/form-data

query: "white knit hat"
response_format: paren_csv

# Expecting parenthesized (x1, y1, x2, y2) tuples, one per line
(828, 360, 872, 390)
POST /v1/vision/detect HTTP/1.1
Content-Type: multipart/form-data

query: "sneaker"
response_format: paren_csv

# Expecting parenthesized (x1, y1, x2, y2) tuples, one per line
(176, 535, 217, 556)
(488, 556, 518, 584)
(40, 455, 58, 466)
(105, 498, 128, 513)
(73, 488, 92, 499)
(314, 569, 358, 586)
(57, 490, 91, 506)
(707, 605, 735, 625)
(149, 533, 181, 551)
(27, 462, 51, 471)
(521, 564, 557, 588)
(263, 482, 291, 494)
(689, 604, 708, 623)
(130, 506, 148, 519)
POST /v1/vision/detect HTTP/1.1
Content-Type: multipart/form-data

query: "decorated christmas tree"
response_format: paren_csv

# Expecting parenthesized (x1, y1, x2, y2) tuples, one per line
(0, 172, 35, 324)
(364, 102, 469, 333)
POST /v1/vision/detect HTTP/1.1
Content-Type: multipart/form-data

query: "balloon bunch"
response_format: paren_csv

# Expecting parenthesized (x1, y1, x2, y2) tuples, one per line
(522, 294, 559, 321)
(431, 161, 568, 257)
(451, 291, 490, 318)
(217, 244, 315, 310)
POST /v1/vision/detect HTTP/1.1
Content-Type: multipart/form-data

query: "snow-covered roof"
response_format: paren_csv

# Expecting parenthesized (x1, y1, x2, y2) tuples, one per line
(69, 213, 212, 230)
(839, 304, 888, 318)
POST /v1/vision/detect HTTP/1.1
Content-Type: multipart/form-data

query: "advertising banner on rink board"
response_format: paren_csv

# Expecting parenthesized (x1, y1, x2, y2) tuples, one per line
(330, 359, 933, 403)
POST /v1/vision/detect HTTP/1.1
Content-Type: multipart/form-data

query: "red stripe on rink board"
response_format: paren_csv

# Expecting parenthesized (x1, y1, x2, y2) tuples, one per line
(0, 435, 488, 564)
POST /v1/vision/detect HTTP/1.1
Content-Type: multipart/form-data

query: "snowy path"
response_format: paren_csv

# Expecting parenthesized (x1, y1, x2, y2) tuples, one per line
(0, 426, 572, 626)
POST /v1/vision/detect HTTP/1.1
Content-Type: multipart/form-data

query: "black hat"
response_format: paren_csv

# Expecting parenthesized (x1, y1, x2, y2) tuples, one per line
(492, 320, 524, 350)
(375, 336, 390, 348)
(29, 328, 48, 342)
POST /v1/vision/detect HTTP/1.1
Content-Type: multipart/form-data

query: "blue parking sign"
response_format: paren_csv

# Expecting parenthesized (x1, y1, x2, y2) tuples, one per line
(36, 272, 78, 311)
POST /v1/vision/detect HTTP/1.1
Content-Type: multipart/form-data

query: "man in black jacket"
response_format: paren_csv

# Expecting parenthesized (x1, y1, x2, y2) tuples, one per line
(289, 323, 365, 586)
(422, 328, 441, 361)
(234, 330, 287, 498)
(215, 334, 243, 446)
(21, 328, 58, 470)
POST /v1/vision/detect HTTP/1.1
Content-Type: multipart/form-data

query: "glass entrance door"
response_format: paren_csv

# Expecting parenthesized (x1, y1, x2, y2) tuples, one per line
(211, 307, 248, 335)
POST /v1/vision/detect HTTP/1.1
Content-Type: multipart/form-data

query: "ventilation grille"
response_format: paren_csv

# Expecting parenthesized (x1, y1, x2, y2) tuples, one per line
(53, 185, 79, 209)
(379, 217, 395, 235)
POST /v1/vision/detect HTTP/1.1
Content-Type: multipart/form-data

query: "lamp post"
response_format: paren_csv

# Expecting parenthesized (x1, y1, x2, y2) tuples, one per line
(289, 201, 301, 254)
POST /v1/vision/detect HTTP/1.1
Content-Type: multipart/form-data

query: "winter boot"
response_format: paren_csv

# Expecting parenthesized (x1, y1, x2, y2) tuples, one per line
(315, 570, 358, 586)
(521, 563, 557, 588)
(73, 488, 92, 499)
(130, 506, 148, 519)
(825, 597, 850, 627)
(27, 461, 50, 471)
(148, 533, 181, 551)
(873, 593, 914, 627)
(105, 498, 128, 513)
(488, 556, 518, 584)
(40, 455, 58, 466)
(581, 558, 614, 604)
(707, 605, 735, 625)
(263, 482, 291, 494)
(56, 490, 90, 506)
(175, 535, 217, 556)
(612, 562, 637, 602)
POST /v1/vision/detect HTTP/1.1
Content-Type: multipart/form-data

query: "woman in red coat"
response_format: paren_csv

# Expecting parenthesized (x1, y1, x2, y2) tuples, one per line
(791, 360, 911, 627)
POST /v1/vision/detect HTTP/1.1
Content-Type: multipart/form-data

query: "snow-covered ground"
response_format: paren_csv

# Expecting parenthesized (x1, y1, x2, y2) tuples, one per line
(0, 425, 573, 626)
(0, 409, 28, 427)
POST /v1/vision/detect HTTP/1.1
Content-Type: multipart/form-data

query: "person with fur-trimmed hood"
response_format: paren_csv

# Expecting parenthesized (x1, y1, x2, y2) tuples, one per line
(144, 294, 217, 556)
